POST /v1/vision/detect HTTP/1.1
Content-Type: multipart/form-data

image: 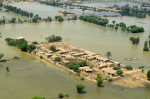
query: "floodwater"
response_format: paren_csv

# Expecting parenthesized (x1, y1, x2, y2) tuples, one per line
(0, 3, 150, 99)
(10, 3, 121, 17)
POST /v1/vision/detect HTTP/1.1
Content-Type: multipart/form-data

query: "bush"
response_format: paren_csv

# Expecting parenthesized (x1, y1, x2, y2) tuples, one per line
(125, 65, 133, 70)
(40, 56, 43, 59)
(113, 66, 120, 70)
(147, 70, 150, 80)
(80, 77, 85, 80)
(31, 96, 45, 99)
(76, 84, 85, 93)
(0, 53, 4, 60)
(58, 93, 64, 98)
(138, 66, 145, 69)
(108, 78, 113, 82)
(32, 41, 38, 44)
(54, 57, 62, 62)
(49, 45, 56, 52)
(116, 69, 123, 75)
(13, 56, 20, 59)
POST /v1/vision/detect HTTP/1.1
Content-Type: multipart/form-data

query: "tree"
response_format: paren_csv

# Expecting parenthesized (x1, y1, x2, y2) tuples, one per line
(112, 20, 116, 24)
(58, 93, 64, 98)
(76, 84, 85, 93)
(46, 35, 62, 42)
(54, 57, 62, 62)
(55, 16, 64, 22)
(116, 69, 123, 75)
(125, 65, 133, 70)
(96, 74, 103, 87)
(147, 70, 150, 80)
(0, 53, 4, 60)
(49, 45, 56, 52)
(27, 44, 36, 52)
(10, 17, 16, 23)
(105, 51, 112, 58)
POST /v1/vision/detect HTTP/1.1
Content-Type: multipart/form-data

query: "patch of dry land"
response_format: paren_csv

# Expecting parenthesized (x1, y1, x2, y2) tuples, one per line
(114, 73, 150, 88)
(30, 42, 140, 83)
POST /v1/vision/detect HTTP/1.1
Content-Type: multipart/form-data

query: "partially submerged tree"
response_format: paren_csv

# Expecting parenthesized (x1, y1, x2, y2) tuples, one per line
(0, 53, 4, 60)
(76, 84, 85, 93)
(96, 74, 103, 87)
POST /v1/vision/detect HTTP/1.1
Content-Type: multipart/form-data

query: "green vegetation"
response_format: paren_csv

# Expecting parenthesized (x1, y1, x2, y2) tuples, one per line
(58, 93, 64, 98)
(40, 1, 63, 7)
(28, 44, 36, 52)
(142, 69, 144, 73)
(54, 57, 62, 62)
(113, 66, 120, 70)
(79, 15, 109, 26)
(32, 14, 42, 23)
(0, 53, 4, 60)
(96, 74, 103, 87)
(6, 66, 9, 72)
(125, 66, 133, 70)
(129, 37, 139, 45)
(80, 77, 85, 80)
(80, 15, 144, 33)
(67, 61, 87, 73)
(108, 78, 113, 82)
(31, 96, 45, 99)
(46, 35, 62, 42)
(4, 5, 34, 17)
(138, 66, 145, 69)
(32, 41, 38, 44)
(5, 38, 36, 52)
(40, 56, 43, 59)
(116, 69, 123, 75)
(143, 41, 149, 51)
(0, 19, 6, 24)
(76, 84, 85, 93)
(105, 51, 112, 58)
(10, 17, 16, 23)
(55, 16, 64, 22)
(45, 16, 52, 22)
(120, 5, 150, 18)
(147, 70, 150, 80)
(13, 56, 20, 59)
(49, 45, 56, 52)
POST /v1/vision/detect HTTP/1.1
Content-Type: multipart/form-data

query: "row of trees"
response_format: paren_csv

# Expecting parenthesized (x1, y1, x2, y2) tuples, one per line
(4, 5, 34, 18)
(79, 15, 109, 26)
(79, 15, 144, 33)
(5, 38, 36, 52)
(108, 21, 144, 33)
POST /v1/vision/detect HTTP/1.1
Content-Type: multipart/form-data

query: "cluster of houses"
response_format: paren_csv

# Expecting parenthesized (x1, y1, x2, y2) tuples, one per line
(31, 42, 122, 77)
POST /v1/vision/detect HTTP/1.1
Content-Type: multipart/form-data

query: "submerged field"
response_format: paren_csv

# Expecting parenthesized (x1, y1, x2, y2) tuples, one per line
(0, 3, 150, 99)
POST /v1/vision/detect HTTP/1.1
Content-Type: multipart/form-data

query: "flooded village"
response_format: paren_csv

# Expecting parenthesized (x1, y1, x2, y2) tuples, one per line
(0, 0, 150, 99)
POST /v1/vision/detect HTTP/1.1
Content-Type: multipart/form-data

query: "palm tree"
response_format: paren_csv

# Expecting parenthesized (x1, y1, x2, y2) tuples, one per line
(105, 51, 112, 58)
